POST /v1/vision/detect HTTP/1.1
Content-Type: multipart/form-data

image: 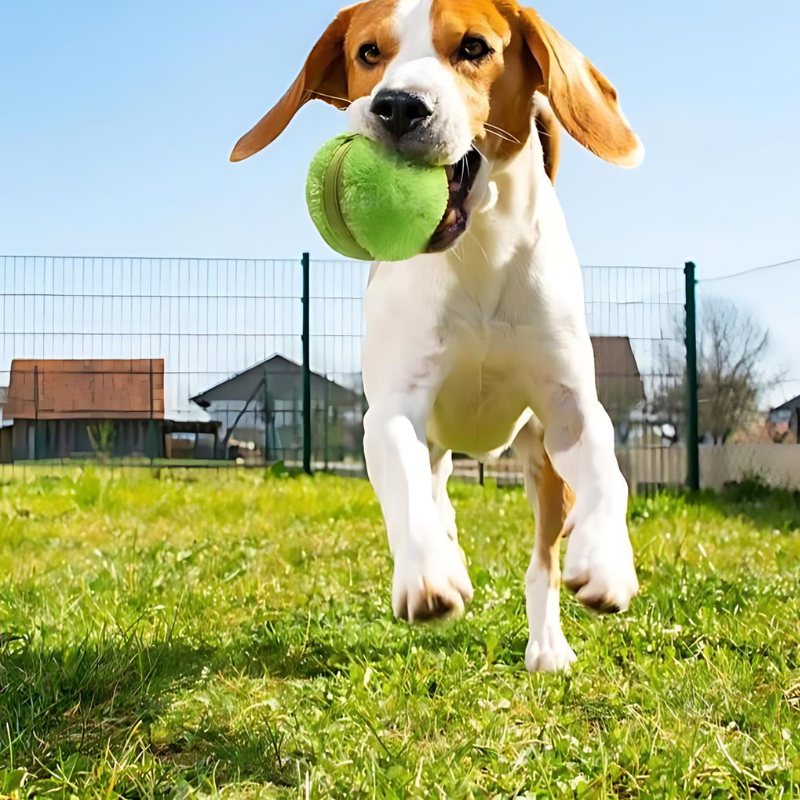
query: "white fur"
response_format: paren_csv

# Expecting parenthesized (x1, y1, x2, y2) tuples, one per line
(356, 1, 638, 669)
(347, 0, 472, 165)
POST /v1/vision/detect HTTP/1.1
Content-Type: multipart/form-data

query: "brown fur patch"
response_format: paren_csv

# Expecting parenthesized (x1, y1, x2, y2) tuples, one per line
(534, 96, 560, 183)
(535, 449, 573, 588)
(516, 5, 642, 167)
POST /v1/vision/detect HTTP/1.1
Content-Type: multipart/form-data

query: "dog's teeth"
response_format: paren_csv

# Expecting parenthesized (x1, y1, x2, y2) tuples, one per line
(443, 208, 457, 228)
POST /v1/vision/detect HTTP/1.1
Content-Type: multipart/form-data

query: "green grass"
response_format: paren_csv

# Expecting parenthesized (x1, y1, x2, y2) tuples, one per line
(0, 468, 799, 798)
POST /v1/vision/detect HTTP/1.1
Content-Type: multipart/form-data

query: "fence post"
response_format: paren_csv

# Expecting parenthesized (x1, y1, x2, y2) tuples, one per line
(33, 364, 39, 460)
(302, 252, 312, 475)
(685, 261, 700, 491)
(323, 379, 330, 472)
(263, 362, 270, 464)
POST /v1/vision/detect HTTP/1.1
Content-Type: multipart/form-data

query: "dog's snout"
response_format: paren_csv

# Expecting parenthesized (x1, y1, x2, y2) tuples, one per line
(370, 90, 432, 141)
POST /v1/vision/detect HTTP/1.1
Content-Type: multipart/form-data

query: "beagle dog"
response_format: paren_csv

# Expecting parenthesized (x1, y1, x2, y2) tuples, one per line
(232, 0, 642, 672)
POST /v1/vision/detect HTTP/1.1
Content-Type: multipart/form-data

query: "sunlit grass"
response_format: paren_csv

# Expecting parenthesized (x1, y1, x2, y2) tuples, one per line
(1, 468, 799, 798)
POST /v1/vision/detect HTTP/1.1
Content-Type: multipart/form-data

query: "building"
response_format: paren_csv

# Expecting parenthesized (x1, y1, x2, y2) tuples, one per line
(769, 396, 800, 443)
(591, 336, 646, 433)
(191, 355, 362, 461)
(0, 359, 165, 461)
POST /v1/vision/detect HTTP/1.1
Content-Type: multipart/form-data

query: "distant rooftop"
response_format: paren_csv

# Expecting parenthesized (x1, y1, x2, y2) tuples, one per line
(773, 394, 800, 412)
(1, 359, 165, 420)
(191, 355, 361, 408)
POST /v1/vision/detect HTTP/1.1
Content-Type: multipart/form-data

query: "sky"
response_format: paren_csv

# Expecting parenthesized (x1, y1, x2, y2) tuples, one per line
(1, 0, 798, 406)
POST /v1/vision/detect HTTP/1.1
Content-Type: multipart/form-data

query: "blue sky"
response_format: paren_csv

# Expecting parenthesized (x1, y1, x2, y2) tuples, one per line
(1, 0, 798, 404)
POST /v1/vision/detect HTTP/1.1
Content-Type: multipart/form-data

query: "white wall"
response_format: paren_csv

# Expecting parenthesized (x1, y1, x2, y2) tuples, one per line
(618, 444, 800, 493)
(699, 444, 800, 492)
(458, 444, 800, 494)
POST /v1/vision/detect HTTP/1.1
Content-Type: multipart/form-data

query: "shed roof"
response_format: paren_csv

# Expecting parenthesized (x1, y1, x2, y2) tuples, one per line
(191, 355, 361, 407)
(773, 395, 800, 412)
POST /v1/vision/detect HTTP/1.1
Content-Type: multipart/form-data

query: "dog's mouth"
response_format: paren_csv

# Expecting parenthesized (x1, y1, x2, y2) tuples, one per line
(427, 149, 483, 253)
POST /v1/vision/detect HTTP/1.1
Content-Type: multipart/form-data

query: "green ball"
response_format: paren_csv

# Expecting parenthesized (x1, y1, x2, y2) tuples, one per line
(306, 134, 449, 262)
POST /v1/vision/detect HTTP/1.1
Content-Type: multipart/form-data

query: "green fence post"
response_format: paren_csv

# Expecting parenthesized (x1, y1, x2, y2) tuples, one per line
(302, 252, 312, 475)
(263, 362, 270, 464)
(323, 378, 330, 472)
(685, 261, 700, 492)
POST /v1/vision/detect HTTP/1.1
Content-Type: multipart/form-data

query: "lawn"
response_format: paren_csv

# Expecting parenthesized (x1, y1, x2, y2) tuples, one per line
(1, 469, 799, 798)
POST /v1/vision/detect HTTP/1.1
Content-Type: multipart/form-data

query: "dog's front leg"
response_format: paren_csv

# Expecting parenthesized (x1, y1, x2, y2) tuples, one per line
(362, 262, 472, 623)
(536, 359, 639, 613)
(525, 308, 639, 615)
(364, 388, 473, 622)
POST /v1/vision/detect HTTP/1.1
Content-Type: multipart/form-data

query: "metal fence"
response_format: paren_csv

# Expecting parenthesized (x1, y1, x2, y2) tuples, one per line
(0, 254, 691, 492)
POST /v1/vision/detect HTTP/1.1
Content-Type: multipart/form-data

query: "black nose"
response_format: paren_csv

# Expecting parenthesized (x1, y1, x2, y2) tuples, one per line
(370, 90, 432, 140)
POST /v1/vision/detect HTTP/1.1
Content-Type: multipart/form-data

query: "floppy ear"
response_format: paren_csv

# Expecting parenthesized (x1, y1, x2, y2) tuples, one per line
(230, 7, 358, 162)
(533, 93, 561, 183)
(518, 7, 644, 168)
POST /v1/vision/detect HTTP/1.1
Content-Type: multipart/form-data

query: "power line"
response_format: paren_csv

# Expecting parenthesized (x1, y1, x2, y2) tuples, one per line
(699, 257, 800, 284)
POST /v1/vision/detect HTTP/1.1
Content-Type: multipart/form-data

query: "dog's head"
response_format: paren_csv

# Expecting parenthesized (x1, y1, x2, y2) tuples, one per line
(232, 0, 643, 250)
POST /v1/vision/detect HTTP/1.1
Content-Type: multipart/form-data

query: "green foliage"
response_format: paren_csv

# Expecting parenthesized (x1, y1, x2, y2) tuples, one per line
(87, 420, 117, 460)
(72, 467, 103, 509)
(0, 470, 798, 797)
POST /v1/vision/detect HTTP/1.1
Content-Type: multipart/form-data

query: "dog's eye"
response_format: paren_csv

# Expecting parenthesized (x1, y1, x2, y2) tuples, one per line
(358, 43, 381, 66)
(458, 37, 492, 62)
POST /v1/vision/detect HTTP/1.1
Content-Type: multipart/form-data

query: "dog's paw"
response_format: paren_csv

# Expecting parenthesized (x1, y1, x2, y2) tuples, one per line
(563, 518, 639, 613)
(525, 631, 577, 673)
(393, 539, 473, 623)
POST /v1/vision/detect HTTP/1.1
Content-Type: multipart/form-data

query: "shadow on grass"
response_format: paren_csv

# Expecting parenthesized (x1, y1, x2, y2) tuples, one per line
(703, 480, 800, 531)
(0, 588, 519, 786)
(630, 480, 800, 535)
(0, 631, 299, 787)
(0, 603, 493, 788)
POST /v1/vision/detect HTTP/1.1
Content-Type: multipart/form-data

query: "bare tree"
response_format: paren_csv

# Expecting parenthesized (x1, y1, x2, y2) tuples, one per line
(653, 298, 780, 443)
(698, 298, 771, 442)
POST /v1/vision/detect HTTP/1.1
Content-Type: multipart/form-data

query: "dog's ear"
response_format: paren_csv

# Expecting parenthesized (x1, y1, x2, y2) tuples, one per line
(230, 7, 358, 162)
(518, 7, 644, 168)
(533, 93, 561, 184)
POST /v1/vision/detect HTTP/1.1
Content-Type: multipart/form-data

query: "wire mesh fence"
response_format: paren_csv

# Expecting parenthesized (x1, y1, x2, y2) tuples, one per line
(308, 259, 369, 472)
(0, 255, 692, 492)
(692, 273, 800, 492)
(0, 256, 308, 466)
(582, 265, 686, 493)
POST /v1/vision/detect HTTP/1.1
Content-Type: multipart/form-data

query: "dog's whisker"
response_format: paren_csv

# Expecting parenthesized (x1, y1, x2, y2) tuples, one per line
(483, 128, 519, 146)
(484, 121, 519, 140)
(305, 90, 352, 106)
(484, 123, 520, 144)
(471, 144, 490, 165)
(466, 228, 490, 263)
(484, 128, 518, 145)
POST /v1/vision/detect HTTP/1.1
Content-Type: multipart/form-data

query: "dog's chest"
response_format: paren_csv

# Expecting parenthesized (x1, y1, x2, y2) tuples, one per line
(428, 293, 534, 456)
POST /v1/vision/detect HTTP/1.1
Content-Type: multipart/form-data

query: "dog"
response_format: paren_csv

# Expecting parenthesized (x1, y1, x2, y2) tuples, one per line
(231, 0, 642, 672)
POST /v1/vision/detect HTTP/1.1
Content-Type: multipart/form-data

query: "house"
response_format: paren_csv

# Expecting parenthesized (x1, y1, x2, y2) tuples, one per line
(591, 336, 646, 433)
(192, 344, 643, 463)
(191, 355, 362, 462)
(0, 359, 165, 461)
(769, 395, 800, 443)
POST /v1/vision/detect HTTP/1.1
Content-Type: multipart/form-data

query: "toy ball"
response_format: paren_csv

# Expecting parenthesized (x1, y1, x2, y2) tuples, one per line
(306, 134, 449, 262)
